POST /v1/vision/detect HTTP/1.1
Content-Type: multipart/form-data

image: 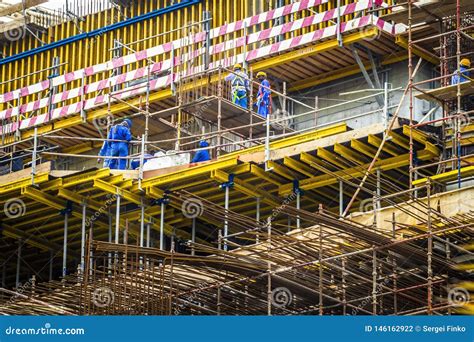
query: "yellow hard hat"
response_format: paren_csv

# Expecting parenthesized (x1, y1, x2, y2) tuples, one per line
(256, 71, 267, 78)
(234, 63, 242, 70)
(460, 58, 471, 67)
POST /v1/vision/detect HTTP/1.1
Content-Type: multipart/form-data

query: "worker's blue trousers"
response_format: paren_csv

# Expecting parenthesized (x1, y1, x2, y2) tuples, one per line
(110, 142, 129, 170)
(258, 103, 270, 118)
(232, 89, 248, 109)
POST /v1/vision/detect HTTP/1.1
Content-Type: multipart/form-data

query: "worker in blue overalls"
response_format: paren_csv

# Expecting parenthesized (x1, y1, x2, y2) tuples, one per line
(452, 58, 473, 111)
(98, 139, 113, 168)
(225, 63, 249, 109)
(451, 58, 471, 84)
(191, 140, 211, 163)
(109, 118, 132, 170)
(130, 150, 154, 170)
(255, 71, 271, 118)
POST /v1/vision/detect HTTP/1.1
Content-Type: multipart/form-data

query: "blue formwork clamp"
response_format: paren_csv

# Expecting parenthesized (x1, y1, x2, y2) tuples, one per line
(59, 200, 73, 216)
(293, 179, 304, 196)
(220, 174, 235, 189)
(155, 191, 170, 206)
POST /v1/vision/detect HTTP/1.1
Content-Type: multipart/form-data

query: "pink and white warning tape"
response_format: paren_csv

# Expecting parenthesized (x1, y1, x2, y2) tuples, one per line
(0, 14, 396, 135)
(0, 0, 383, 120)
(0, 0, 336, 104)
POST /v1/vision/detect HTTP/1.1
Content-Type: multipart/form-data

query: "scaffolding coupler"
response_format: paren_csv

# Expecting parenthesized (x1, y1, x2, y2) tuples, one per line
(293, 179, 304, 196)
(59, 200, 73, 216)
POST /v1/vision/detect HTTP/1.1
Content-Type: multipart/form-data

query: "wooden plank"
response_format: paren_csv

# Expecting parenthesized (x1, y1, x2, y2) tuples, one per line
(415, 80, 474, 103)
(0, 161, 50, 185)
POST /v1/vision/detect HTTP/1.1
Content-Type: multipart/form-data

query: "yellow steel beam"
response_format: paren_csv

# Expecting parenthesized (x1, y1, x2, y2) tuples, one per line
(388, 131, 410, 150)
(281, 149, 435, 195)
(395, 36, 439, 65)
(146, 186, 165, 199)
(334, 143, 367, 165)
(211, 169, 280, 207)
(250, 164, 285, 186)
(61, 168, 111, 188)
(402, 125, 439, 156)
(413, 166, 474, 186)
(367, 134, 402, 156)
(57, 188, 103, 211)
(283, 157, 315, 177)
(93, 179, 142, 205)
(62, 141, 102, 154)
(350, 139, 379, 158)
(132, 157, 238, 192)
(220, 123, 347, 160)
(266, 160, 300, 180)
(0, 173, 49, 194)
(316, 148, 350, 169)
(40, 178, 63, 192)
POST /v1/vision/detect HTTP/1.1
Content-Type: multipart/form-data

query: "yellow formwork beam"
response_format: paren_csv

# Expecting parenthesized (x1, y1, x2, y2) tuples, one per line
(57, 188, 103, 212)
(412, 166, 474, 186)
(395, 36, 439, 65)
(280, 149, 435, 195)
(93, 179, 142, 205)
(367, 134, 402, 156)
(250, 164, 285, 186)
(132, 157, 238, 192)
(316, 148, 350, 169)
(61, 168, 111, 188)
(220, 123, 347, 160)
(334, 143, 367, 165)
(350, 139, 379, 158)
(2, 223, 63, 252)
(211, 169, 280, 207)
(0, 173, 49, 194)
(402, 125, 439, 156)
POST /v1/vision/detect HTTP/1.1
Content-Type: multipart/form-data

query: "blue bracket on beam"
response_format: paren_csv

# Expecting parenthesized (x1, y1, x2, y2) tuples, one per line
(0, 0, 202, 66)
(293, 179, 304, 196)
(59, 200, 73, 216)
(220, 174, 234, 189)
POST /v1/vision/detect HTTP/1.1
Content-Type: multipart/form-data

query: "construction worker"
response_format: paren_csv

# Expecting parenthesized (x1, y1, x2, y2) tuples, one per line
(255, 71, 271, 118)
(191, 140, 211, 163)
(109, 118, 132, 170)
(98, 140, 113, 168)
(451, 58, 472, 84)
(225, 63, 249, 109)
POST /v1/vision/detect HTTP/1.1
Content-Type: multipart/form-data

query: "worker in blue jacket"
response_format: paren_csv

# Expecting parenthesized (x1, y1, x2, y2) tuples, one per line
(451, 58, 471, 84)
(191, 140, 211, 163)
(98, 139, 113, 168)
(255, 71, 271, 118)
(109, 118, 132, 170)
